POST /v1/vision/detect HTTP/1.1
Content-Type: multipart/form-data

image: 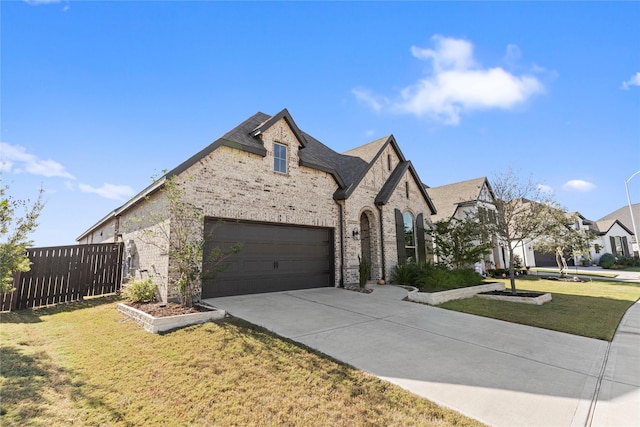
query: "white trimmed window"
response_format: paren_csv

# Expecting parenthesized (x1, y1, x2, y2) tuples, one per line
(274, 143, 287, 173)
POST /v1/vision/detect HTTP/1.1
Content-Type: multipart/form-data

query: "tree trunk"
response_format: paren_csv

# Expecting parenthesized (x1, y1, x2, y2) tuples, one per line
(508, 248, 517, 294)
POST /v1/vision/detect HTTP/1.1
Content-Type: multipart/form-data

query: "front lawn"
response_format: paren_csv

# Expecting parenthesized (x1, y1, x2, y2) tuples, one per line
(0, 297, 484, 427)
(439, 277, 640, 341)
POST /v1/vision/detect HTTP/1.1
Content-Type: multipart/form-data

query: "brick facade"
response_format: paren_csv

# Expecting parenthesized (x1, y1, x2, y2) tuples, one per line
(77, 110, 436, 300)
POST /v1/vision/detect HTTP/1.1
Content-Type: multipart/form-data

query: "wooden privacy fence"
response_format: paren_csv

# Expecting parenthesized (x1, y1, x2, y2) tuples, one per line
(1, 243, 124, 311)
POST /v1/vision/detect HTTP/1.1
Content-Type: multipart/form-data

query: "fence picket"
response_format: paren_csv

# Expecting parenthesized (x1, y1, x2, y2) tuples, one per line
(0, 243, 124, 311)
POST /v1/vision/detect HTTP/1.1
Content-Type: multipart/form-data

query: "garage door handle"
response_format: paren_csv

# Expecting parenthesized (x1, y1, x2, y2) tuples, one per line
(273, 261, 279, 269)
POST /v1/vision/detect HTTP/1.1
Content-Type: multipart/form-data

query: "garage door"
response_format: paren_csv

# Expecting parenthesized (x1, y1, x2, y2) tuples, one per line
(201, 219, 334, 298)
(533, 250, 575, 267)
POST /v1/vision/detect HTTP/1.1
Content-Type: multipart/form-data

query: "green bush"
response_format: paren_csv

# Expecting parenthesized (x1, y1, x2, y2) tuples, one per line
(389, 262, 422, 285)
(390, 262, 484, 291)
(358, 256, 372, 288)
(598, 253, 616, 269)
(417, 265, 483, 292)
(121, 278, 157, 303)
(614, 255, 640, 267)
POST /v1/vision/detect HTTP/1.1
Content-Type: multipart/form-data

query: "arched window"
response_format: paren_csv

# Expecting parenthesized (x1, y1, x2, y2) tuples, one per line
(403, 211, 416, 262)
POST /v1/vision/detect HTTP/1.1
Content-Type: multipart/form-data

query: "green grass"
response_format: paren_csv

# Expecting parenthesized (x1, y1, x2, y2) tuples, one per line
(440, 277, 640, 341)
(0, 297, 484, 427)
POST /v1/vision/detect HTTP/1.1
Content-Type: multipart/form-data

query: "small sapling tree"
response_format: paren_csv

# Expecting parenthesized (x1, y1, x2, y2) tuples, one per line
(127, 175, 241, 307)
(534, 212, 597, 275)
(429, 215, 493, 269)
(0, 182, 44, 293)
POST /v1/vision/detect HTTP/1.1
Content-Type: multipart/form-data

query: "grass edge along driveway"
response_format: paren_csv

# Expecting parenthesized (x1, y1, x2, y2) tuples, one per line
(439, 277, 640, 341)
(0, 297, 485, 427)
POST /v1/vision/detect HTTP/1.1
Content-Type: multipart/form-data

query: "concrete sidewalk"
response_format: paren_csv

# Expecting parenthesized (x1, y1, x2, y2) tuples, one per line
(205, 285, 639, 426)
(590, 300, 640, 426)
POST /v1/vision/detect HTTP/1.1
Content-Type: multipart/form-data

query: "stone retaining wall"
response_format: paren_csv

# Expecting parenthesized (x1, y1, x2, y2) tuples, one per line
(407, 282, 505, 305)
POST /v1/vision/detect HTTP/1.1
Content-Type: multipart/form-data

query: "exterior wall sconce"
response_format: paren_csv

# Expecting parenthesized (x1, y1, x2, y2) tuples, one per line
(352, 228, 360, 240)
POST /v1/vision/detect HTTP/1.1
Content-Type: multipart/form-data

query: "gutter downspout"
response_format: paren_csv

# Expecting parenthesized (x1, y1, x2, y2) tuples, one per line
(377, 204, 386, 281)
(334, 199, 345, 287)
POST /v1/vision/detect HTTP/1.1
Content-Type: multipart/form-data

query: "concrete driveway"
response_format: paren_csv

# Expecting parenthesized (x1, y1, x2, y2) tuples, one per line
(204, 285, 640, 427)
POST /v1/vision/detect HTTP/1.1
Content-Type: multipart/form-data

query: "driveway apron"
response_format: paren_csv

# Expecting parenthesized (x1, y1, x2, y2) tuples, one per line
(204, 286, 637, 427)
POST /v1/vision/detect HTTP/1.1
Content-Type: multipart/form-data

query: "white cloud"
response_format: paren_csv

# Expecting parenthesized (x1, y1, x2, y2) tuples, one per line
(355, 35, 545, 125)
(23, 0, 70, 11)
(0, 142, 75, 179)
(562, 179, 596, 192)
(78, 183, 135, 201)
(352, 88, 386, 112)
(622, 72, 640, 90)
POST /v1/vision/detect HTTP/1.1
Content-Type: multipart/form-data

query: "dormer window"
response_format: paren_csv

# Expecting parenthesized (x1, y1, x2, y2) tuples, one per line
(274, 143, 287, 173)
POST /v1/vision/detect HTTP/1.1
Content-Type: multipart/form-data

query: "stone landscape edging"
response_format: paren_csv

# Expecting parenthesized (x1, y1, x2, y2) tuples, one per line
(406, 282, 506, 305)
(475, 292, 552, 305)
(117, 302, 225, 333)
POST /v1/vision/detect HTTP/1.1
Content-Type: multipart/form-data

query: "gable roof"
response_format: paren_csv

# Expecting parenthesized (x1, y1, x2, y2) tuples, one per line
(598, 203, 639, 235)
(77, 109, 435, 240)
(375, 161, 437, 214)
(342, 136, 389, 163)
(594, 219, 634, 236)
(426, 177, 493, 222)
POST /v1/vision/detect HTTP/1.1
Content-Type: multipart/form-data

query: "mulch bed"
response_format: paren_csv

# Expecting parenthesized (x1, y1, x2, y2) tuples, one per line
(479, 290, 546, 298)
(545, 276, 584, 282)
(128, 302, 214, 317)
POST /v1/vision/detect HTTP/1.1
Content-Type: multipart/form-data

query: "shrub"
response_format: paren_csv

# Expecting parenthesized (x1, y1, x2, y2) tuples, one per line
(417, 265, 483, 292)
(614, 255, 640, 267)
(358, 255, 372, 288)
(488, 268, 509, 278)
(512, 254, 523, 270)
(598, 253, 616, 269)
(121, 278, 157, 303)
(390, 262, 421, 285)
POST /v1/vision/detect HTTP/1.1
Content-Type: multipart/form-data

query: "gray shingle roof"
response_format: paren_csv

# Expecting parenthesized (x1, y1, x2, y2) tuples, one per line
(598, 204, 639, 235)
(426, 177, 490, 222)
(77, 109, 436, 239)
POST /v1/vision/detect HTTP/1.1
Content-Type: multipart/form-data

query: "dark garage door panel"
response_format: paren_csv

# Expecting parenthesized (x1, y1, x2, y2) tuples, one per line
(533, 251, 575, 267)
(202, 220, 334, 298)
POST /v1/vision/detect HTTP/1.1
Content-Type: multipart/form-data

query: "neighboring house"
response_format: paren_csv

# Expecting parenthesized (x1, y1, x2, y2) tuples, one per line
(590, 218, 635, 261)
(77, 109, 436, 301)
(425, 177, 506, 272)
(597, 203, 639, 257)
(514, 210, 635, 267)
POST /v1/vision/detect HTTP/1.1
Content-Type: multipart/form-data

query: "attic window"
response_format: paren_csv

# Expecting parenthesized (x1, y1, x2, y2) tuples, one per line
(405, 181, 409, 199)
(274, 143, 287, 173)
(387, 154, 392, 171)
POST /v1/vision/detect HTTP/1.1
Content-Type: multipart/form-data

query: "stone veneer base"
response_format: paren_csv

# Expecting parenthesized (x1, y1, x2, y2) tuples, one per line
(407, 282, 506, 305)
(475, 292, 553, 305)
(117, 303, 226, 334)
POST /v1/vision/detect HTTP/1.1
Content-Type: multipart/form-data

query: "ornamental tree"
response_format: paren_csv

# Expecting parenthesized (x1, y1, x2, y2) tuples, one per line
(488, 168, 568, 294)
(534, 212, 598, 275)
(1, 182, 44, 293)
(126, 175, 241, 307)
(429, 215, 493, 269)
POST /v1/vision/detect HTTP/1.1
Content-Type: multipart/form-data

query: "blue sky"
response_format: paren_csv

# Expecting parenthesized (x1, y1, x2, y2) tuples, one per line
(2, 0, 639, 247)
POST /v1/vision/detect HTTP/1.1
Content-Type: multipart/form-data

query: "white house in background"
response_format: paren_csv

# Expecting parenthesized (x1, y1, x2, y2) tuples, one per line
(425, 177, 507, 271)
(589, 218, 634, 262)
(513, 210, 636, 268)
(597, 203, 639, 258)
